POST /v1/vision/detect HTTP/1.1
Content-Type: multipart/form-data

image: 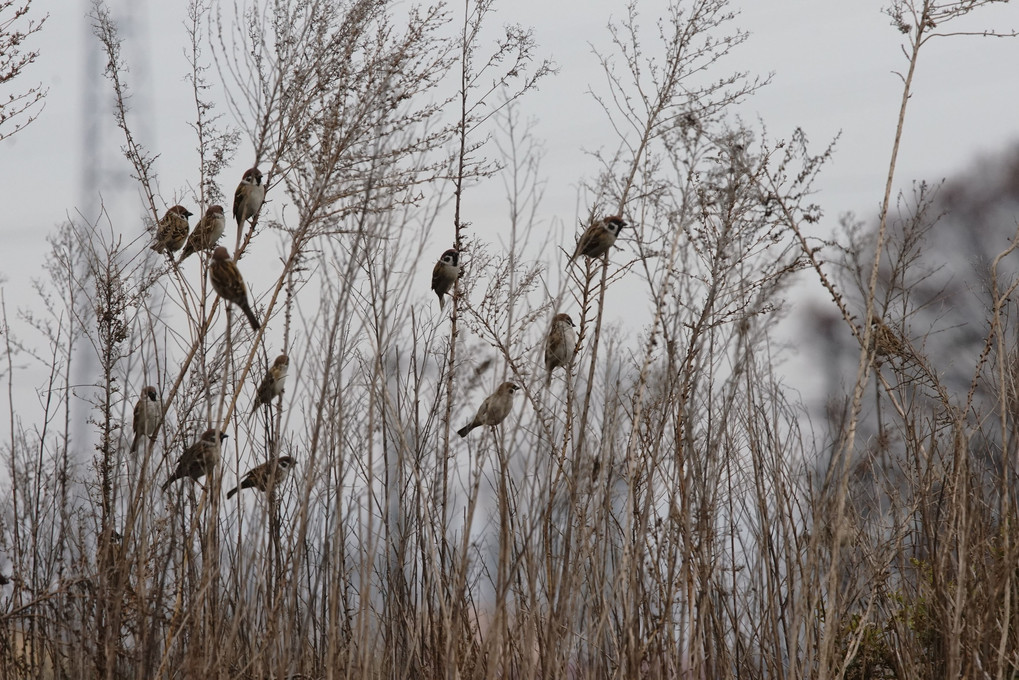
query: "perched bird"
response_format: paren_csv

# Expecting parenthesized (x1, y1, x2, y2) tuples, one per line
(209, 246, 261, 331)
(544, 313, 577, 385)
(226, 455, 297, 499)
(178, 205, 226, 262)
(251, 354, 289, 415)
(130, 386, 161, 453)
(871, 319, 905, 359)
(161, 429, 227, 491)
(151, 205, 193, 255)
(456, 382, 521, 438)
(431, 249, 462, 310)
(233, 167, 265, 236)
(570, 215, 627, 262)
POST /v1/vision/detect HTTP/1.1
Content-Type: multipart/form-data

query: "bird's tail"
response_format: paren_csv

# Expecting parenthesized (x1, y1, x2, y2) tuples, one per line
(568, 237, 584, 264)
(226, 486, 238, 499)
(242, 303, 261, 331)
(456, 423, 474, 438)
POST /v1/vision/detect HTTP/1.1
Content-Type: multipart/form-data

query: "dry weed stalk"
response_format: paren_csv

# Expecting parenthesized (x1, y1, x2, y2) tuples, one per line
(2, 0, 1018, 678)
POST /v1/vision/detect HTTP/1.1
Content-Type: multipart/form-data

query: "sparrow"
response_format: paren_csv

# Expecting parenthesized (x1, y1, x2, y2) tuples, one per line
(456, 381, 521, 438)
(871, 319, 905, 358)
(570, 215, 626, 262)
(209, 246, 261, 331)
(251, 353, 289, 414)
(150, 205, 193, 255)
(130, 386, 161, 453)
(233, 167, 265, 236)
(225, 455, 297, 499)
(544, 313, 577, 385)
(431, 249, 462, 310)
(178, 205, 226, 262)
(161, 429, 227, 491)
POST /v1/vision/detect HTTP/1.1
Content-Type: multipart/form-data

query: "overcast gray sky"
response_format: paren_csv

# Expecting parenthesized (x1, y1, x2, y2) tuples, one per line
(1, 0, 1017, 418)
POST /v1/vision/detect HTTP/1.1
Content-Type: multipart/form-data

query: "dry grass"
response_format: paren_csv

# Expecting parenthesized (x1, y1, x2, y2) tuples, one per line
(2, 0, 1018, 678)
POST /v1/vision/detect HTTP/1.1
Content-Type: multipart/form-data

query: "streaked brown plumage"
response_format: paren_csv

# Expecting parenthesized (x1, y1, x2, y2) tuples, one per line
(161, 429, 227, 491)
(544, 313, 577, 385)
(431, 249, 461, 310)
(179, 204, 226, 262)
(871, 319, 905, 358)
(456, 382, 520, 438)
(226, 455, 297, 499)
(151, 205, 193, 254)
(233, 167, 265, 237)
(251, 354, 289, 414)
(130, 386, 161, 453)
(209, 246, 260, 331)
(570, 215, 626, 262)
